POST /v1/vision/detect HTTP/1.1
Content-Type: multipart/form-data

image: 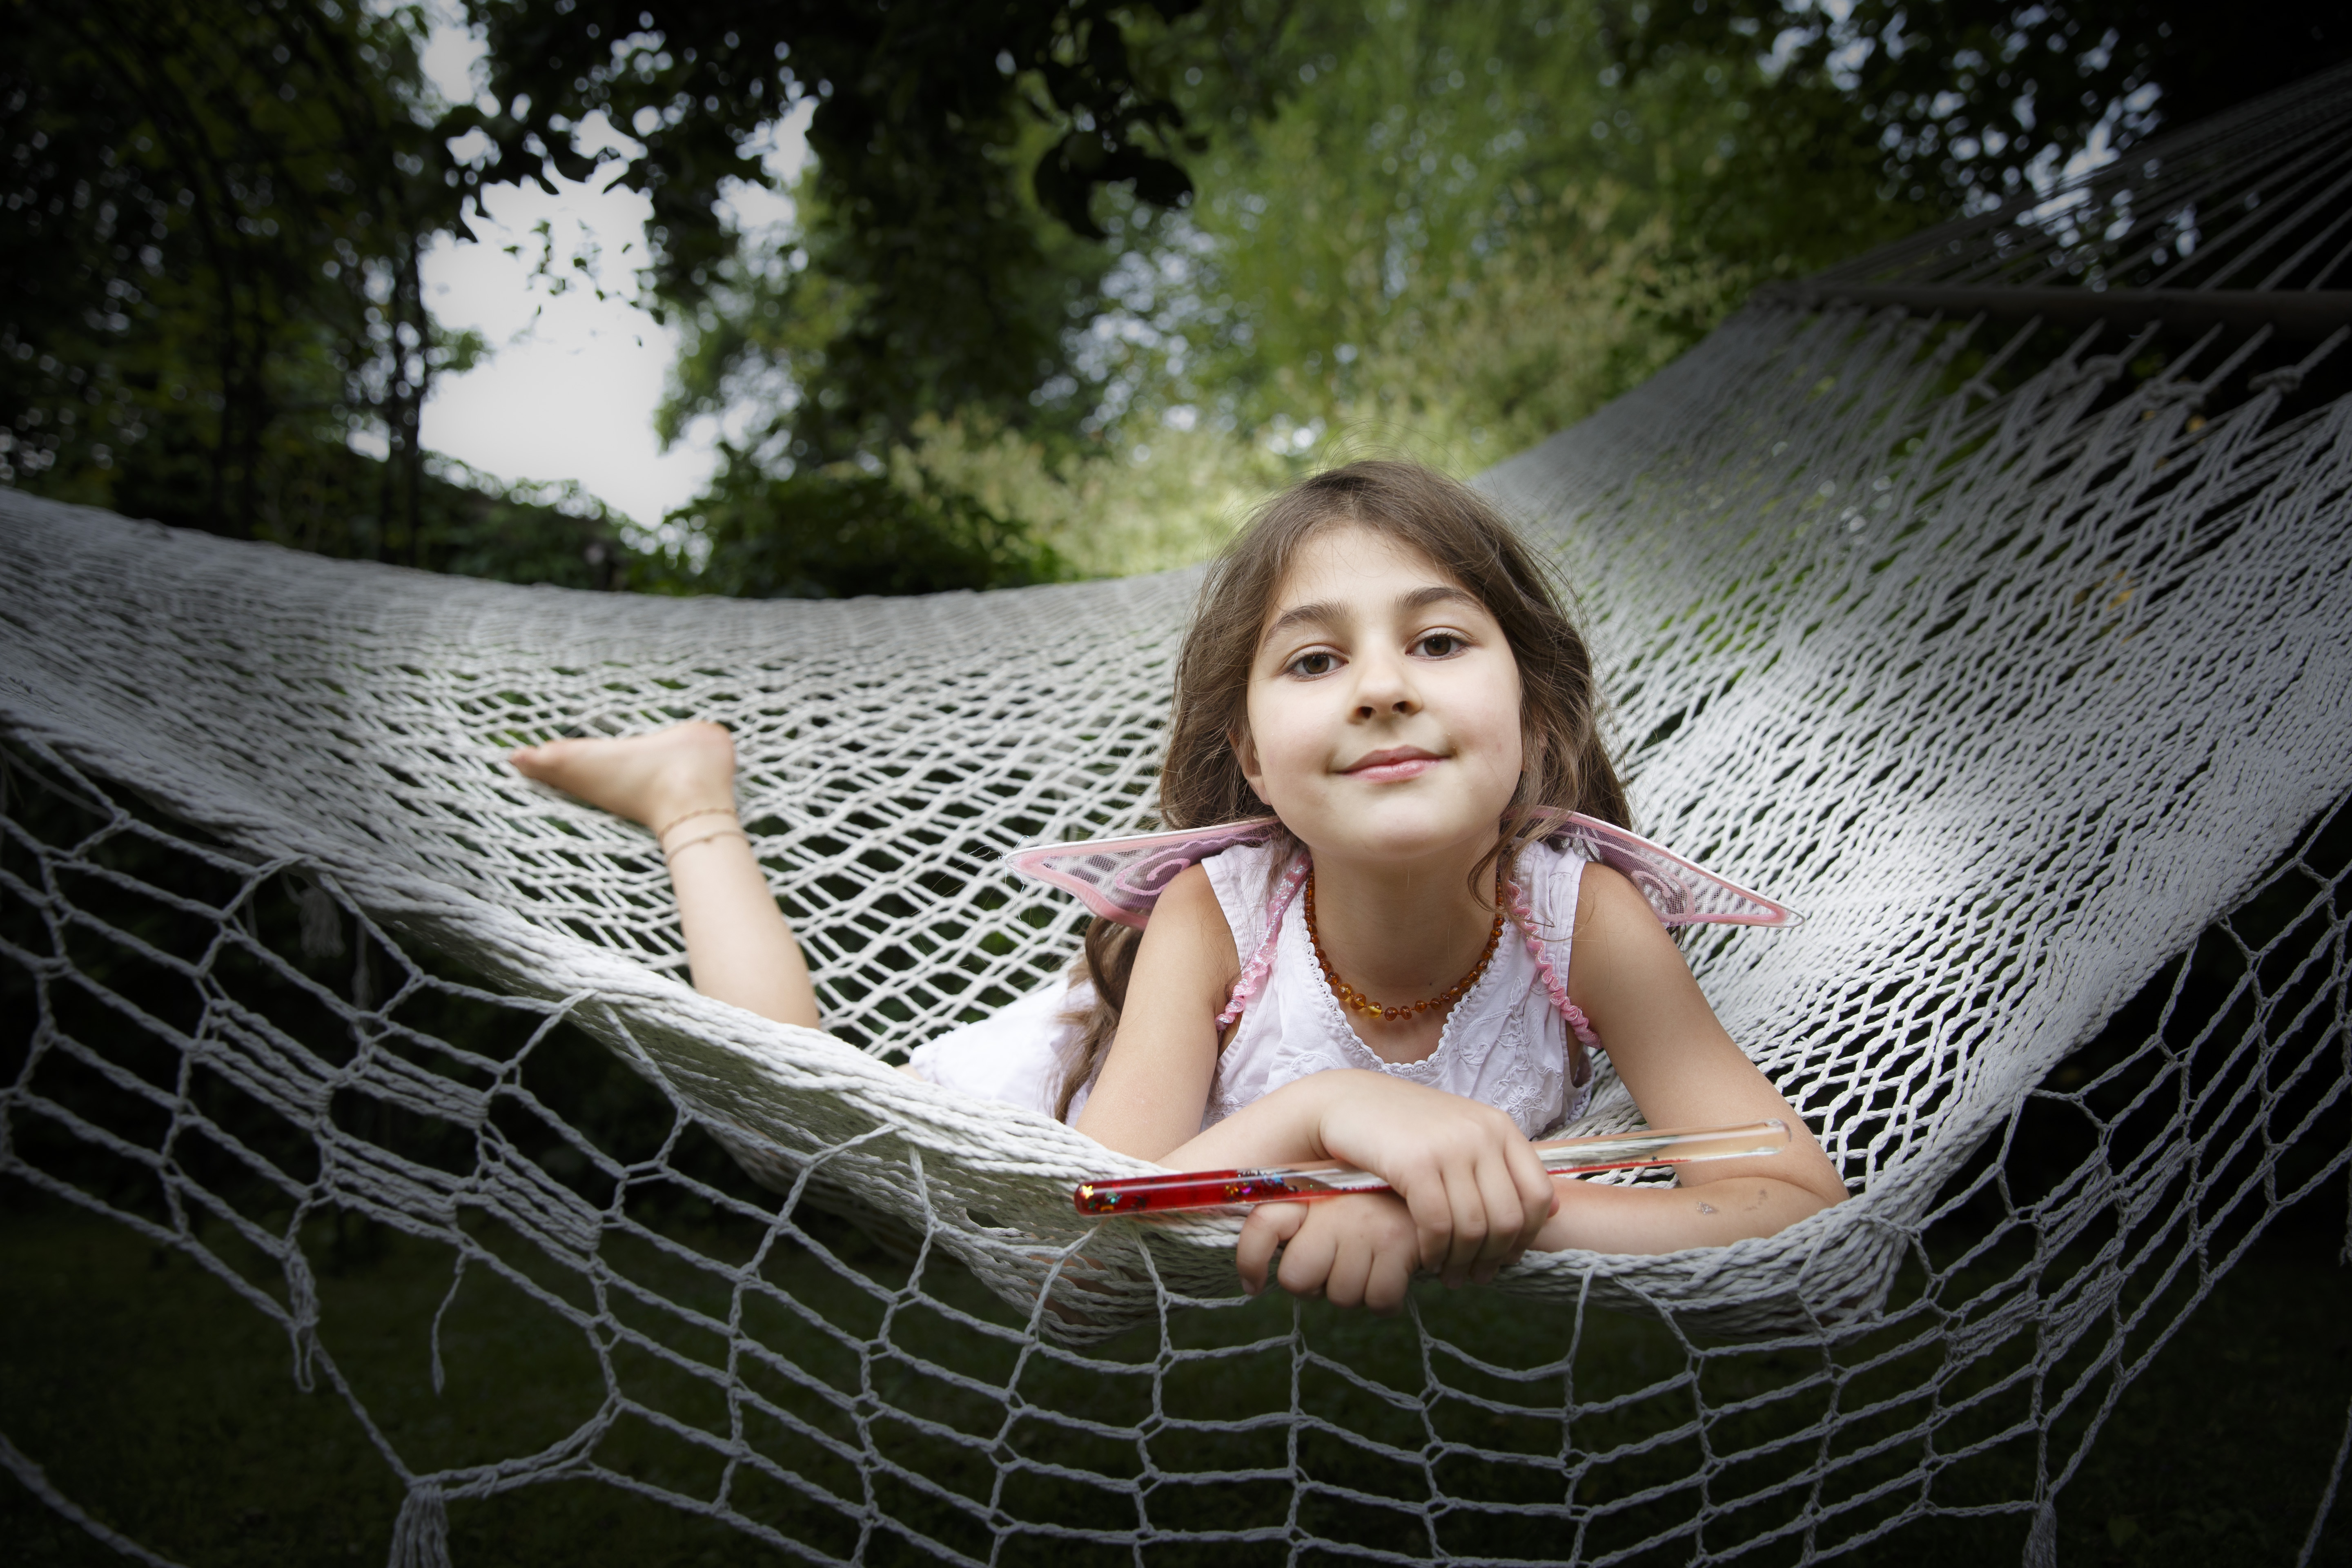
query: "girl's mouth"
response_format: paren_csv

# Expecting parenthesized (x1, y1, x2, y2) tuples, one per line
(1342, 747, 1441, 783)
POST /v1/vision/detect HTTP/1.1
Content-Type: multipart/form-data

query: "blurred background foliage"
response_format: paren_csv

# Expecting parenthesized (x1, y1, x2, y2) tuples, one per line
(2, 0, 457, 559)
(4, 0, 2343, 592)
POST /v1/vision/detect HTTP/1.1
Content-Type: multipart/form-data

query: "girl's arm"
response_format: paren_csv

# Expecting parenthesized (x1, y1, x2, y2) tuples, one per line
(1209, 1070, 1558, 1296)
(1070, 863, 1238, 1158)
(1534, 863, 1848, 1253)
(1076, 867, 1554, 1297)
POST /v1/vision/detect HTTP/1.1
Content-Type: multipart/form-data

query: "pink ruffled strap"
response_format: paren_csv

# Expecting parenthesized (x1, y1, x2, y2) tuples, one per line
(1214, 854, 1309, 1031)
(1506, 881, 1596, 1088)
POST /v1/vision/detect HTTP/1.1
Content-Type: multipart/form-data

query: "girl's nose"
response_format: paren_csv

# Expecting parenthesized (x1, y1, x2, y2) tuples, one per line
(1351, 654, 1421, 719)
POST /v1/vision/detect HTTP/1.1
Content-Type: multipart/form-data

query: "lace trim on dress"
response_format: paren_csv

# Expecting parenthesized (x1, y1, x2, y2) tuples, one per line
(1197, 839, 1599, 1136)
(1317, 975, 1560, 1136)
(1305, 899, 1517, 1082)
(1218, 855, 1596, 1071)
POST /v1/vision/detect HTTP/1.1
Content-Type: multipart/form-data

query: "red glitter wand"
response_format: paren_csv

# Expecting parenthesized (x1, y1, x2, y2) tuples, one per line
(1073, 1119, 1792, 1216)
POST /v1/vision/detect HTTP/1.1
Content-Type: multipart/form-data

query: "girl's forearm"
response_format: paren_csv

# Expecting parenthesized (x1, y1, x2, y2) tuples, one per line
(1532, 1175, 1835, 1254)
(1152, 1071, 1359, 1170)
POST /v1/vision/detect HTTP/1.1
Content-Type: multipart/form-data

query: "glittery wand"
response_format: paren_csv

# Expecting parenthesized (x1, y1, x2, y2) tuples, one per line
(1074, 1119, 1792, 1216)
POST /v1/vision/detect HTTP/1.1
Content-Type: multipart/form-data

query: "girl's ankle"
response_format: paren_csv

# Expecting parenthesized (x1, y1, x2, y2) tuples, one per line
(642, 727, 738, 828)
(652, 795, 738, 836)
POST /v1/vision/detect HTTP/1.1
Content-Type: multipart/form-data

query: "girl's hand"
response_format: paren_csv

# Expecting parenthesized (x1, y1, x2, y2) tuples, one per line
(1310, 1075, 1558, 1288)
(1236, 1194, 1421, 1314)
(1159, 1070, 1561, 1291)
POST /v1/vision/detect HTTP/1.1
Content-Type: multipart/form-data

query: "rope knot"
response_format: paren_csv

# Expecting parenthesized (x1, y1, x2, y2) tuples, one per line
(389, 1481, 450, 1568)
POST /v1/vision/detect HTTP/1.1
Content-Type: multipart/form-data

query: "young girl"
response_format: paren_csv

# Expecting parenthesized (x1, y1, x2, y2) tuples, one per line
(512, 460, 1846, 1314)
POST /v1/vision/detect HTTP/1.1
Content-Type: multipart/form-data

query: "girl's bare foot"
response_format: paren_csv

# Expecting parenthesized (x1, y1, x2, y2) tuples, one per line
(510, 722, 738, 831)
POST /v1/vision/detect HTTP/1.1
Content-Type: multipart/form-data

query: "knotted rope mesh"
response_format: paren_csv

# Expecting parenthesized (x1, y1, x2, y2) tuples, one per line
(4, 64, 2351, 1566)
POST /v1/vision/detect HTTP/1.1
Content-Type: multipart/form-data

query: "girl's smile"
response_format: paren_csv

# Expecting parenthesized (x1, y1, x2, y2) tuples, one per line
(1235, 524, 1524, 876)
(1341, 746, 1442, 783)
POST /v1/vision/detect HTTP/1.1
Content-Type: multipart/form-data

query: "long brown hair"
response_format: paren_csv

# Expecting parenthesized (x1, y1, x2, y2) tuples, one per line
(1054, 458, 1628, 1118)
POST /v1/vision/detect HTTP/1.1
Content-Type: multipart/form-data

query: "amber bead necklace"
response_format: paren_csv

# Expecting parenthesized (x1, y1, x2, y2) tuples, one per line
(1302, 872, 1505, 1022)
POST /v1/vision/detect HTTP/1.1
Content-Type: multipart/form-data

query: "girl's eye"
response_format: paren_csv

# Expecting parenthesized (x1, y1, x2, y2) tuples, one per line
(1416, 633, 1465, 658)
(1287, 650, 1339, 678)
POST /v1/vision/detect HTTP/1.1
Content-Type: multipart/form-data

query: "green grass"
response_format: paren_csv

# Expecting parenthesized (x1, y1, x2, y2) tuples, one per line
(4, 1184, 2346, 1568)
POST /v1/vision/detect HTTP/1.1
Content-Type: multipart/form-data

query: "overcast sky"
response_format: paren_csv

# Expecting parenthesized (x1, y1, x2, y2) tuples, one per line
(412, 11, 806, 530)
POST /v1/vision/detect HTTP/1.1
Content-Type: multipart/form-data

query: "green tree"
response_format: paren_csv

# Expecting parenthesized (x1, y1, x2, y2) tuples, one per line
(454, 0, 1223, 469)
(437, 0, 1276, 594)
(1, 0, 468, 557)
(1604, 0, 2350, 211)
(888, 0, 1916, 535)
(4, 0, 1221, 595)
(682, 468, 1068, 600)
(18, 0, 2327, 595)
(1142, 0, 1906, 447)
(898, 0, 2341, 532)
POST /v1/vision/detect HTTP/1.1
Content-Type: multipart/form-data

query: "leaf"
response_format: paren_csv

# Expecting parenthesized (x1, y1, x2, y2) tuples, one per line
(1032, 150, 1107, 241)
(1126, 154, 1194, 209)
(1060, 128, 1108, 175)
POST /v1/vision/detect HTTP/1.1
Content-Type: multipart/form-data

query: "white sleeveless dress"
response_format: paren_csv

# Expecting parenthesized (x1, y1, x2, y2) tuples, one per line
(906, 838, 1601, 1138)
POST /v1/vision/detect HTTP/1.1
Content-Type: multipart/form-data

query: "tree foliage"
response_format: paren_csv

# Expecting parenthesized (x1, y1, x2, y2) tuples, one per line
(1605, 0, 2349, 211)
(0, 0, 469, 554)
(829, 0, 1915, 562)
(2, 0, 1203, 594)
(1147, 1, 1904, 439)
(457, 0, 1218, 468)
(684, 469, 1070, 600)
(9, 0, 2341, 597)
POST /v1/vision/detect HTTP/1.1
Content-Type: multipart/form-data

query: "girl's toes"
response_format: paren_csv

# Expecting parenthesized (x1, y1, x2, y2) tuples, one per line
(510, 739, 585, 786)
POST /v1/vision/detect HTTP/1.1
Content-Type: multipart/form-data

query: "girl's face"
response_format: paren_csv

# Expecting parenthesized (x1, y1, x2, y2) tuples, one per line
(1235, 523, 1523, 870)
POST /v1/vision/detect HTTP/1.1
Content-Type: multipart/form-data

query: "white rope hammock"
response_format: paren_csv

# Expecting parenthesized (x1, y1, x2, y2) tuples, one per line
(4, 64, 2350, 1566)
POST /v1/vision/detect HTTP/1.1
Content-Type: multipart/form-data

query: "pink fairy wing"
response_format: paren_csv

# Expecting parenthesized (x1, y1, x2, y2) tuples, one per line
(1004, 812, 1800, 930)
(1003, 817, 1285, 929)
(1527, 808, 1802, 928)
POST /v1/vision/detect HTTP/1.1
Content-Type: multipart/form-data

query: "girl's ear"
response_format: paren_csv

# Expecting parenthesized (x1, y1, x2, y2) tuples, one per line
(1229, 726, 1272, 806)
